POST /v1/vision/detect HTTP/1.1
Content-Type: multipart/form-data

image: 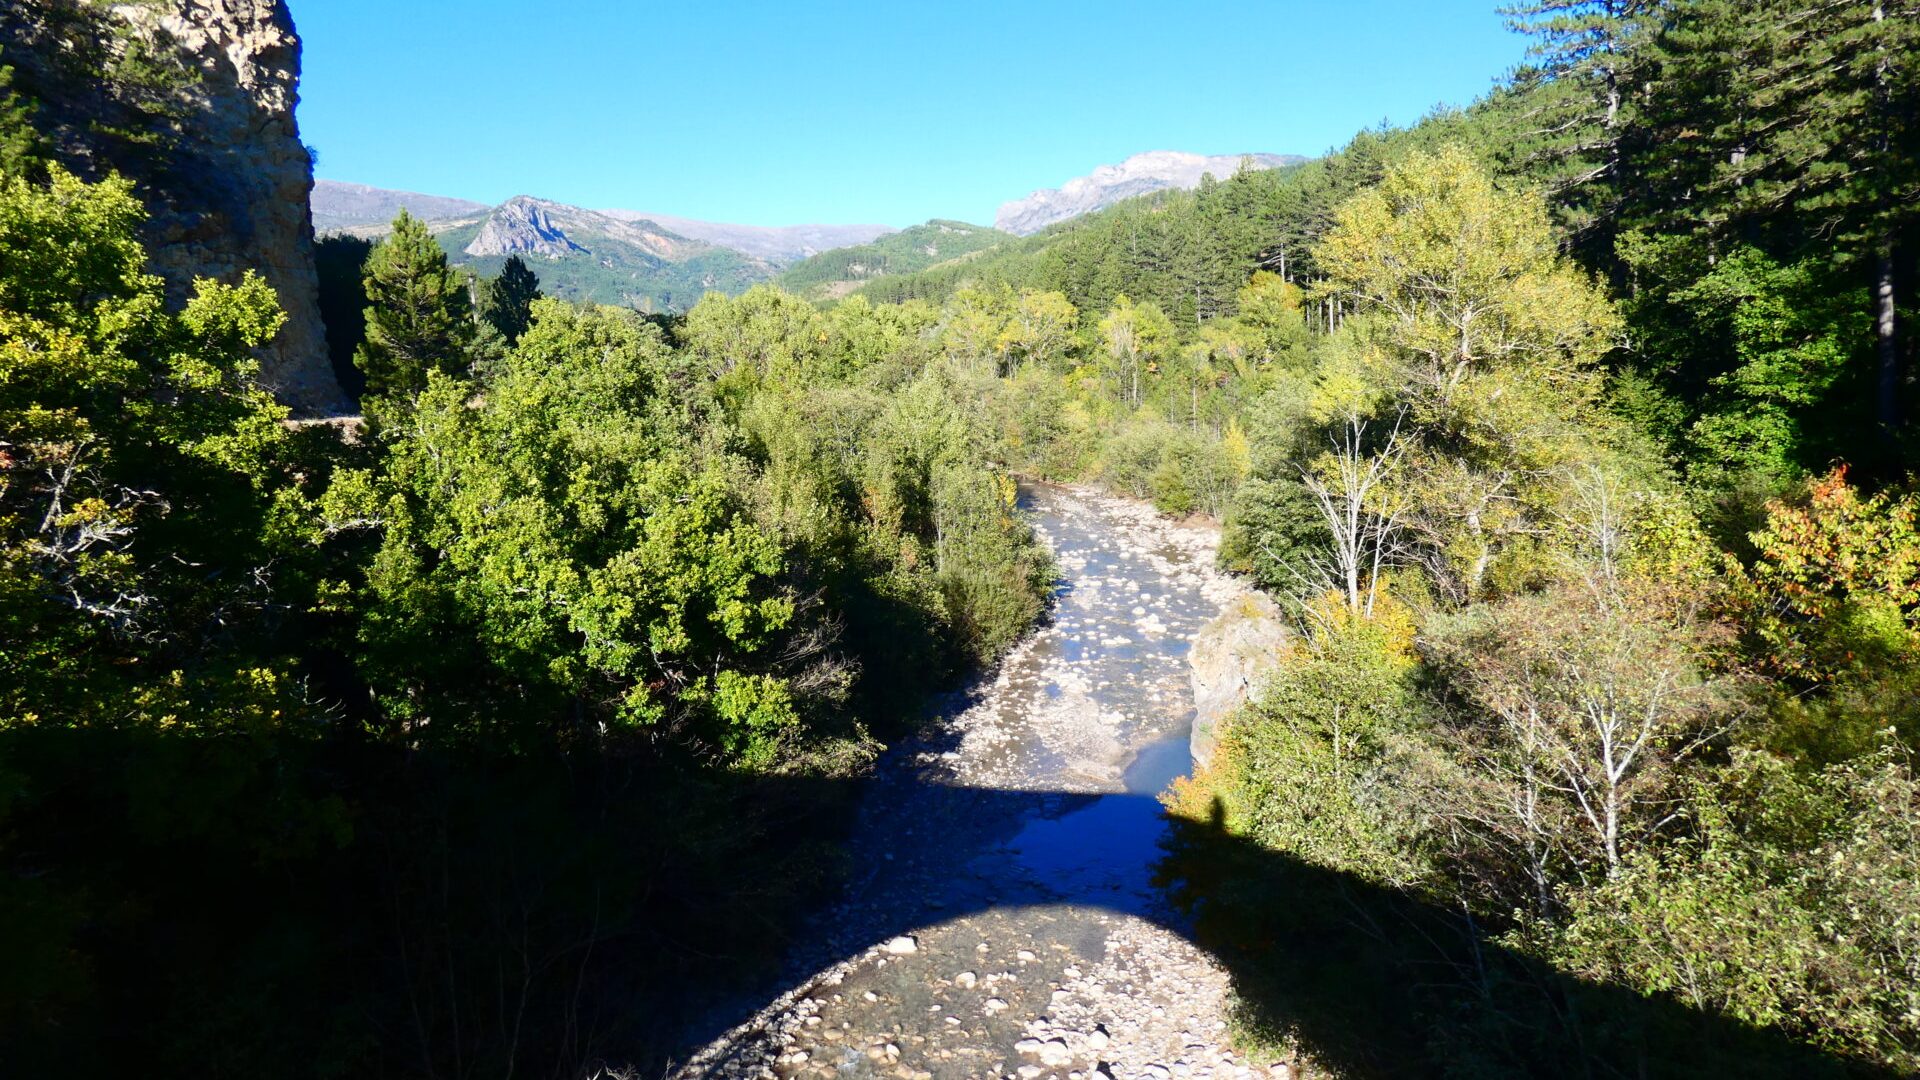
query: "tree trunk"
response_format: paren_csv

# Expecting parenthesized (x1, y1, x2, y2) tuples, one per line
(1876, 240, 1902, 436)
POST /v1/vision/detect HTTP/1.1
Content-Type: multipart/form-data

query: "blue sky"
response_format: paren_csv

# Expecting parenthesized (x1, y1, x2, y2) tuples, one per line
(295, 1, 1527, 228)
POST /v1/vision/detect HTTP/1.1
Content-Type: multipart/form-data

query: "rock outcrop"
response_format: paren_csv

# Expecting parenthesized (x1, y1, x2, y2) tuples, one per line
(994, 150, 1307, 237)
(1188, 589, 1290, 768)
(2, 0, 349, 416)
(464, 196, 588, 258)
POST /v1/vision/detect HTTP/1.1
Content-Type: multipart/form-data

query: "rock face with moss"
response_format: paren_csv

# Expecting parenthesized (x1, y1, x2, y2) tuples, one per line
(1, 0, 346, 415)
(1188, 589, 1288, 768)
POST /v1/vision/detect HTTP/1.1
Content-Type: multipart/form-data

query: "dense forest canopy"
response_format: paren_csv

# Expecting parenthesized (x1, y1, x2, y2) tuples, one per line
(3, 0, 1918, 1076)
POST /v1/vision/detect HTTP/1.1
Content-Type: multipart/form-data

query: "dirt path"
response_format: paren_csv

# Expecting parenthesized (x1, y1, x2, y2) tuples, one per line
(674, 485, 1288, 1080)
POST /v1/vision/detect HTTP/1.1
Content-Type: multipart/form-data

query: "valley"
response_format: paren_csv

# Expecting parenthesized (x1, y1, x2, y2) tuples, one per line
(3, 2, 1915, 1079)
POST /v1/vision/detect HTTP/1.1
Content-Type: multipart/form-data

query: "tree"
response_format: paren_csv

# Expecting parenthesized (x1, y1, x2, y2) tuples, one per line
(480, 253, 541, 345)
(679, 284, 827, 402)
(1623, 0, 1920, 448)
(1097, 294, 1174, 409)
(1311, 146, 1619, 600)
(1233, 271, 1310, 368)
(0, 165, 296, 726)
(998, 288, 1077, 374)
(1296, 412, 1409, 618)
(1743, 468, 1920, 685)
(938, 286, 1012, 376)
(1430, 569, 1736, 898)
(348, 300, 818, 757)
(354, 209, 474, 404)
(0, 57, 44, 176)
(1501, 0, 1659, 239)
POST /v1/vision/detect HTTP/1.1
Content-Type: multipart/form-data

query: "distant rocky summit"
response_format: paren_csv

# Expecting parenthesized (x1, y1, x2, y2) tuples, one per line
(462, 197, 711, 263)
(310, 180, 488, 234)
(313, 182, 894, 268)
(995, 150, 1307, 236)
(1, 0, 349, 416)
(465, 196, 591, 258)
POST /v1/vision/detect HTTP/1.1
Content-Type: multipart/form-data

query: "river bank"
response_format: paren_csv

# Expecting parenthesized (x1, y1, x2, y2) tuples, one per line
(669, 483, 1293, 1080)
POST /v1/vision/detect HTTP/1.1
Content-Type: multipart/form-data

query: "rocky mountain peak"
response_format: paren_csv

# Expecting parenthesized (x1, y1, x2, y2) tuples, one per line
(465, 196, 587, 258)
(994, 150, 1305, 236)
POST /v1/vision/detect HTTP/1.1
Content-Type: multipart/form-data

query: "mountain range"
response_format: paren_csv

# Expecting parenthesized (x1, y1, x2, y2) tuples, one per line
(993, 151, 1308, 236)
(310, 148, 1302, 311)
(310, 180, 490, 235)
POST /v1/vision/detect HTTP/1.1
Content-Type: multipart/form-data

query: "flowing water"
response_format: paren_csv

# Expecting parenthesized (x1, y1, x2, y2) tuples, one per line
(676, 484, 1266, 1080)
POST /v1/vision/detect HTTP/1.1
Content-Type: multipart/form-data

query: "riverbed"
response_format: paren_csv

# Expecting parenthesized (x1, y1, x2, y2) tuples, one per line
(675, 484, 1275, 1080)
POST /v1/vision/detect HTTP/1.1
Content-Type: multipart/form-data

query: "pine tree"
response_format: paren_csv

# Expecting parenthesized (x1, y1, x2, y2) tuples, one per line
(482, 254, 542, 344)
(354, 209, 474, 403)
(1501, 0, 1659, 253)
(1630, 0, 1919, 446)
(0, 58, 44, 176)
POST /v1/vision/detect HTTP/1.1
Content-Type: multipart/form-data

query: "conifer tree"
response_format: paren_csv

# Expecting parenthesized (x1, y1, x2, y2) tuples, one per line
(481, 253, 542, 344)
(354, 209, 474, 403)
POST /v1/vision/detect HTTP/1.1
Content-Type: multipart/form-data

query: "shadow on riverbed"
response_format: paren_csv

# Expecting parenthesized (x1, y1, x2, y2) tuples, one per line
(677, 769, 1903, 1080)
(0, 725, 1897, 1080)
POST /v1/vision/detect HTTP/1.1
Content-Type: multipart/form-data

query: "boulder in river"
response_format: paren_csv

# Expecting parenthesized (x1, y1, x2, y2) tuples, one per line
(1188, 590, 1289, 768)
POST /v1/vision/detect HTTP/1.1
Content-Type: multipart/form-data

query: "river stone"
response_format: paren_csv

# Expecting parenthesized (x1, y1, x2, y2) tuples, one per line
(883, 935, 918, 955)
(1188, 590, 1289, 768)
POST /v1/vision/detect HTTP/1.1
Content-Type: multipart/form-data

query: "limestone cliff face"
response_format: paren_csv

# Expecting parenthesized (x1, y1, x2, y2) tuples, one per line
(2, 0, 347, 415)
(120, 0, 346, 416)
(1188, 589, 1289, 769)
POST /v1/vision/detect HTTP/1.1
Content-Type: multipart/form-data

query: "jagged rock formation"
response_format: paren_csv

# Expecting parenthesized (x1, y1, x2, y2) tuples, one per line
(994, 150, 1307, 237)
(310, 179, 488, 234)
(1, 0, 349, 416)
(464, 196, 589, 258)
(460, 196, 722, 262)
(1187, 589, 1289, 768)
(311, 181, 895, 266)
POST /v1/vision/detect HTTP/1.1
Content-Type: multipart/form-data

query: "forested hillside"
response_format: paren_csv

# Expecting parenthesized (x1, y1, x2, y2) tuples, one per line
(774, 218, 1011, 298)
(3, 0, 1917, 1077)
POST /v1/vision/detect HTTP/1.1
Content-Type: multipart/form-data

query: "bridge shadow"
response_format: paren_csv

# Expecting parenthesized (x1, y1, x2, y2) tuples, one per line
(676, 767, 1901, 1080)
(0, 731, 1900, 1080)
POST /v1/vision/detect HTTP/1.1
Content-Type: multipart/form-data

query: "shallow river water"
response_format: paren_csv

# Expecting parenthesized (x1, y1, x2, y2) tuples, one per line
(674, 484, 1273, 1080)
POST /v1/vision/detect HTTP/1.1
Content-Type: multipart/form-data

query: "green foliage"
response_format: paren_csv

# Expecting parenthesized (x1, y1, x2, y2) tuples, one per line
(1624, 243, 1868, 487)
(8, 2, 1920, 1075)
(351, 300, 809, 757)
(1536, 750, 1920, 1073)
(776, 219, 1010, 297)
(0, 58, 44, 175)
(353, 210, 474, 405)
(1219, 475, 1329, 587)
(0, 165, 300, 729)
(1212, 598, 1433, 888)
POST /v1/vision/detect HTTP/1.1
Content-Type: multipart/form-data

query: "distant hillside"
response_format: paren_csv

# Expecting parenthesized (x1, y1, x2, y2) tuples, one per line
(994, 150, 1307, 236)
(312, 180, 489, 233)
(775, 220, 1011, 298)
(600, 211, 894, 266)
(862, 162, 1317, 326)
(432, 197, 775, 312)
